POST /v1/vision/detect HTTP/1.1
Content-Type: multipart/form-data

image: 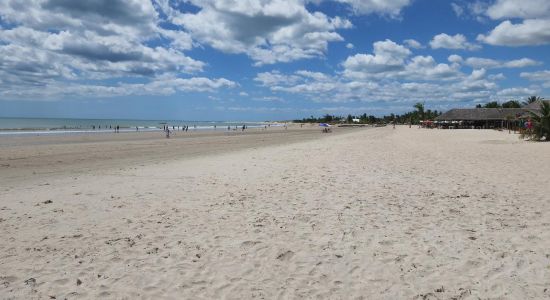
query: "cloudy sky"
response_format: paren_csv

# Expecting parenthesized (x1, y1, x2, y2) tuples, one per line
(1, 0, 549, 120)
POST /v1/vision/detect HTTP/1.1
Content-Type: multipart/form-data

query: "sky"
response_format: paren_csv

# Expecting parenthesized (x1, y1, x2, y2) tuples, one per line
(0, 0, 549, 121)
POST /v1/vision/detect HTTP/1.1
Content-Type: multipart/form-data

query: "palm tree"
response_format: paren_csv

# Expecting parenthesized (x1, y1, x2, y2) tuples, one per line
(523, 96, 542, 106)
(502, 100, 521, 108)
(414, 102, 425, 121)
(522, 101, 550, 141)
(484, 101, 501, 108)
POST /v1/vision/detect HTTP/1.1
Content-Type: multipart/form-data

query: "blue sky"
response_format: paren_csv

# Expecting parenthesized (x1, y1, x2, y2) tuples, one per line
(0, 0, 549, 121)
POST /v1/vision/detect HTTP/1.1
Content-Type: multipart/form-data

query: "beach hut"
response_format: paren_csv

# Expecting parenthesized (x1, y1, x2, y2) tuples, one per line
(436, 100, 549, 129)
(436, 108, 528, 129)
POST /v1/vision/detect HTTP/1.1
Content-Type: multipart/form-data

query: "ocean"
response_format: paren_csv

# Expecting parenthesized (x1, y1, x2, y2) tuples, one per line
(0, 117, 276, 135)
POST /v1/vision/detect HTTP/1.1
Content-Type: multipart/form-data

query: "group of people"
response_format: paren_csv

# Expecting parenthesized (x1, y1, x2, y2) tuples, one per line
(160, 123, 279, 138)
(90, 124, 121, 132)
(225, 125, 248, 131)
(163, 125, 190, 138)
(163, 125, 190, 132)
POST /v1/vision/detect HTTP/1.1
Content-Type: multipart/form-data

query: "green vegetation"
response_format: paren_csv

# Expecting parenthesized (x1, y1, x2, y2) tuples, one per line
(521, 101, 550, 141)
(294, 103, 441, 125)
(523, 95, 542, 106)
(475, 96, 540, 108)
(502, 100, 521, 108)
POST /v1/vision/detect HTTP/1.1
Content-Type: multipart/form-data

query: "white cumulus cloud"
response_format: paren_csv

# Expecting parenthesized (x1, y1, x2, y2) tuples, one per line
(430, 33, 480, 50)
(403, 39, 424, 49)
(0, 0, 240, 100)
(342, 39, 411, 78)
(465, 57, 541, 69)
(477, 0, 550, 46)
(332, 0, 412, 17)
(164, 0, 352, 65)
(521, 70, 550, 88)
(477, 19, 550, 46)
(485, 0, 550, 19)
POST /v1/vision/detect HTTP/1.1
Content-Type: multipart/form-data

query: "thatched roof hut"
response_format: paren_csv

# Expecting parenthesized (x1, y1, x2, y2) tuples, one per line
(435, 100, 548, 129)
(436, 108, 526, 121)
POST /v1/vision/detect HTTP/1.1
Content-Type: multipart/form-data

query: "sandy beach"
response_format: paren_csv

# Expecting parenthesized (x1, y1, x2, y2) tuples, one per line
(1, 126, 549, 299)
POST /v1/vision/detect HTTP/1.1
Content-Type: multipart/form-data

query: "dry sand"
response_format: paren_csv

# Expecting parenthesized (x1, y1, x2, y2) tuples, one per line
(1, 126, 549, 299)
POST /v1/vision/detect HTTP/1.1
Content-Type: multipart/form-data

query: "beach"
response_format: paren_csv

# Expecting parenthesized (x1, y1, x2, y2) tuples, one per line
(1, 126, 549, 299)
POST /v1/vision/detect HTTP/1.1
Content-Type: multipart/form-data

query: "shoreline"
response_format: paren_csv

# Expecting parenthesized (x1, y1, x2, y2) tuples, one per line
(0, 124, 283, 136)
(0, 124, 352, 186)
(0, 116, 285, 134)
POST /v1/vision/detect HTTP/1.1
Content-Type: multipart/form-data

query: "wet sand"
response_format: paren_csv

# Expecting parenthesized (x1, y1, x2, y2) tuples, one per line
(0, 125, 332, 186)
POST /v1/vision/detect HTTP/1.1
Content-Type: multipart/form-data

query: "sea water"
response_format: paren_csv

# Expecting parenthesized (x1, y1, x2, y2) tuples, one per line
(0, 117, 277, 135)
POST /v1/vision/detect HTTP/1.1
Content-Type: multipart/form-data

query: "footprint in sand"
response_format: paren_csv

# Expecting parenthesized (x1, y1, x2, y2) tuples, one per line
(276, 250, 294, 261)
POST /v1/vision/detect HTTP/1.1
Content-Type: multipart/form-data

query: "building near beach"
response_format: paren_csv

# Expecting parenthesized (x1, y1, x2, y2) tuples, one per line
(436, 101, 548, 129)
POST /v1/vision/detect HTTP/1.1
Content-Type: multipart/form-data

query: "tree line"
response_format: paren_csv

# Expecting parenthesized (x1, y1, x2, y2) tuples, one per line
(295, 96, 547, 125)
(294, 102, 440, 125)
(475, 96, 543, 108)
